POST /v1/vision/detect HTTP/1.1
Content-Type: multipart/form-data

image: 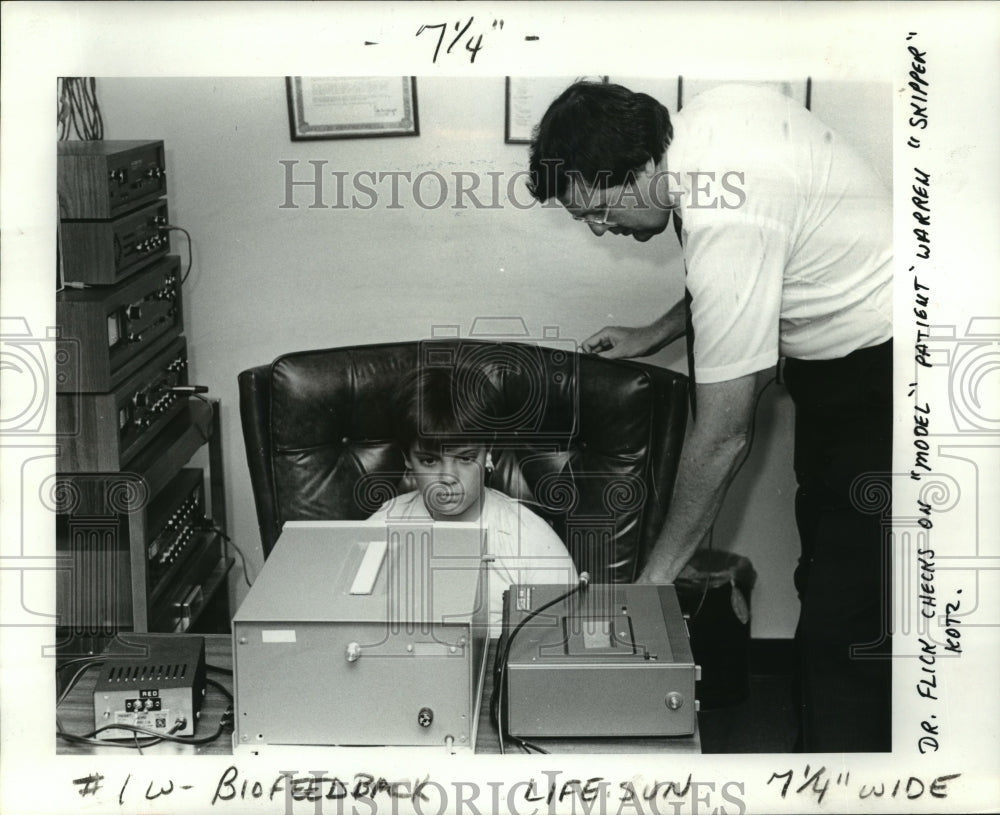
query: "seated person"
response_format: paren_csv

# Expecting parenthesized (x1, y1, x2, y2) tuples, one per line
(368, 365, 578, 636)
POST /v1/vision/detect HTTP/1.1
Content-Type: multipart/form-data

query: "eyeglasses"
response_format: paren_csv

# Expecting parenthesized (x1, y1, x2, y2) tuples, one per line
(571, 200, 612, 226)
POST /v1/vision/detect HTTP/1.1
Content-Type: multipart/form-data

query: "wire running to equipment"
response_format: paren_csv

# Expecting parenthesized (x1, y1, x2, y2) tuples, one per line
(206, 522, 254, 588)
(159, 224, 194, 284)
(490, 572, 591, 754)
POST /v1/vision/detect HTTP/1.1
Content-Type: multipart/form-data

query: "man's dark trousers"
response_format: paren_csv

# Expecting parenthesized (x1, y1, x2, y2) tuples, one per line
(784, 339, 893, 752)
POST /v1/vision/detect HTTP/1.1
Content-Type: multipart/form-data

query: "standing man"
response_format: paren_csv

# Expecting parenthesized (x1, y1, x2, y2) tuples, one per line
(527, 81, 893, 752)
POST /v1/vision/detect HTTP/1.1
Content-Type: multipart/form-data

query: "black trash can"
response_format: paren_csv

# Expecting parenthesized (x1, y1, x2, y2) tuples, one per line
(675, 549, 757, 709)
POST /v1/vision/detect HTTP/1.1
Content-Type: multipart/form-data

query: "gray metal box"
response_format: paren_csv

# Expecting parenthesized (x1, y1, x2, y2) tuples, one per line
(503, 583, 698, 737)
(232, 521, 489, 752)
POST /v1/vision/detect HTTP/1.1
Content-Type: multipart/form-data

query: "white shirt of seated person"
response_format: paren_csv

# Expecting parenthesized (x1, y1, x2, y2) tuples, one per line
(368, 445, 578, 637)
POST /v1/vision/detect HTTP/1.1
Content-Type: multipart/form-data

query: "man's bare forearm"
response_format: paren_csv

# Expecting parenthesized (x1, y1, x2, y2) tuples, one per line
(639, 425, 748, 582)
(639, 373, 763, 583)
(582, 299, 688, 358)
(644, 299, 688, 355)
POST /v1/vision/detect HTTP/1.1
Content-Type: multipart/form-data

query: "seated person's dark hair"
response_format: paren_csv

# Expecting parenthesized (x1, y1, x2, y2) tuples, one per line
(527, 81, 673, 203)
(394, 364, 504, 453)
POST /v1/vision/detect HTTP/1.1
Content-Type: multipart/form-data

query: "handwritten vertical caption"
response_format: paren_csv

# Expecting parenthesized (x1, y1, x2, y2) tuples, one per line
(902, 31, 965, 757)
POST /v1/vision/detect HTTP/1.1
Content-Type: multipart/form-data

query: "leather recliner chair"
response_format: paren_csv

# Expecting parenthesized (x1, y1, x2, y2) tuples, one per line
(238, 340, 688, 582)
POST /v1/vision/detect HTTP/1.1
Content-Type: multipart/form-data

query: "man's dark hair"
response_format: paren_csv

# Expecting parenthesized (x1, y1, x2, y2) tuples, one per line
(395, 364, 504, 452)
(527, 81, 673, 203)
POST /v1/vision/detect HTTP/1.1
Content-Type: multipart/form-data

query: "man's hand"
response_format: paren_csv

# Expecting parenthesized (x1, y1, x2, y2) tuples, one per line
(582, 300, 688, 359)
(582, 325, 658, 359)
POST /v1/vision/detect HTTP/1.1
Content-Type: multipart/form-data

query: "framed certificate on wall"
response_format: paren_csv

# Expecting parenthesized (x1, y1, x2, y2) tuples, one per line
(286, 76, 420, 140)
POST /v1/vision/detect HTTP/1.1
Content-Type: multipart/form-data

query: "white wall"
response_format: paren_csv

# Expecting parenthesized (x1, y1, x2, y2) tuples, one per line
(98, 76, 890, 638)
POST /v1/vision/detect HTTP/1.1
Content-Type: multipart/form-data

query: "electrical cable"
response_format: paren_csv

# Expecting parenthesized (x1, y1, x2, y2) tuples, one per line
(83, 77, 104, 138)
(57, 660, 104, 708)
(68, 80, 86, 137)
(58, 727, 175, 751)
(158, 225, 193, 284)
(206, 523, 254, 588)
(514, 737, 548, 754)
(55, 658, 108, 735)
(57, 78, 68, 140)
(205, 676, 233, 702)
(56, 679, 234, 749)
(56, 654, 106, 677)
(490, 573, 590, 754)
(66, 80, 86, 138)
(58, 78, 105, 141)
(58, 720, 208, 749)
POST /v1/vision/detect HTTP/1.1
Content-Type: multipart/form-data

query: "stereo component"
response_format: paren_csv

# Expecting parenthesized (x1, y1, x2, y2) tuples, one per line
(60, 200, 170, 285)
(56, 336, 189, 472)
(145, 468, 210, 593)
(150, 533, 227, 633)
(54, 135, 233, 656)
(58, 140, 167, 220)
(57, 255, 182, 393)
(92, 633, 206, 740)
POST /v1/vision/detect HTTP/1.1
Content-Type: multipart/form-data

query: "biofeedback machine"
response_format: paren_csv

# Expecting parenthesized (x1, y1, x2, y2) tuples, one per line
(232, 521, 490, 753)
(232, 521, 698, 753)
(496, 582, 698, 738)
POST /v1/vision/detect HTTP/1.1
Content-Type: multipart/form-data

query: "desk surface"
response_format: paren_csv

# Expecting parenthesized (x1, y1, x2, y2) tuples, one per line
(57, 634, 700, 756)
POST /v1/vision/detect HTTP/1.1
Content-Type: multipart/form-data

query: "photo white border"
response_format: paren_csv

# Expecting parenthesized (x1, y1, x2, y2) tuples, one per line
(2, 2, 998, 813)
